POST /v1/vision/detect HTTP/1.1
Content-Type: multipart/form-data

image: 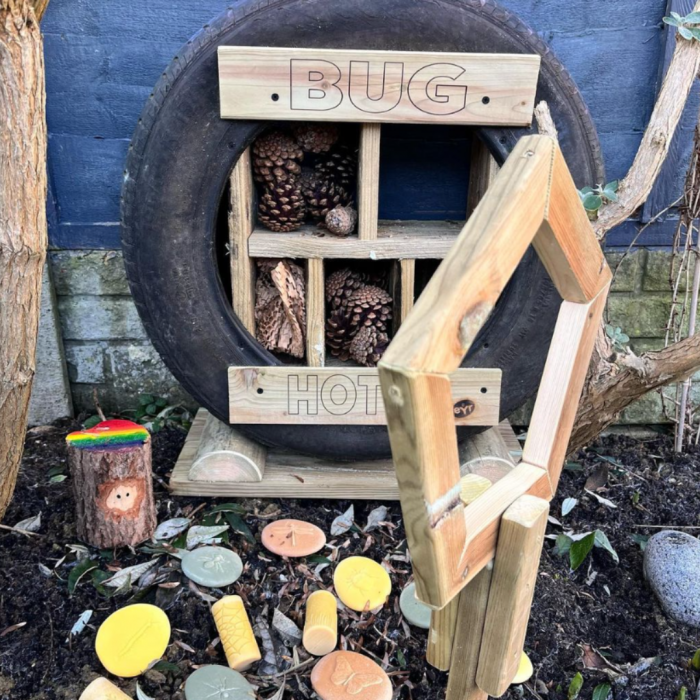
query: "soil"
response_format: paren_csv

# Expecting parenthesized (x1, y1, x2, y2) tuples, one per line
(1, 421, 699, 700)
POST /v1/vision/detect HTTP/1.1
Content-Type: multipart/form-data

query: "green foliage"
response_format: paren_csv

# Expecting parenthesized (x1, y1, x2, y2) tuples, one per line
(691, 649, 700, 671)
(664, 11, 700, 41)
(676, 687, 687, 700)
(68, 558, 97, 595)
(631, 533, 650, 552)
(578, 181, 619, 218)
(131, 394, 192, 433)
(82, 414, 103, 429)
(592, 683, 612, 700)
(553, 529, 619, 570)
(605, 324, 630, 352)
(568, 672, 584, 699)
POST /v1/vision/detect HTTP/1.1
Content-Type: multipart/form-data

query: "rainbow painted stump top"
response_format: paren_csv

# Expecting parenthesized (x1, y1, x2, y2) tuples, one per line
(66, 419, 149, 450)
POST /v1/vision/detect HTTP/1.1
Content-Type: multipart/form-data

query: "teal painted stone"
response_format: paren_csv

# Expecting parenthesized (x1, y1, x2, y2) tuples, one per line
(185, 665, 255, 700)
(399, 582, 432, 629)
(181, 546, 243, 588)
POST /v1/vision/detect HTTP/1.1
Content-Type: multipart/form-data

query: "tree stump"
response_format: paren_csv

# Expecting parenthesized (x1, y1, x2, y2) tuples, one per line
(66, 420, 156, 548)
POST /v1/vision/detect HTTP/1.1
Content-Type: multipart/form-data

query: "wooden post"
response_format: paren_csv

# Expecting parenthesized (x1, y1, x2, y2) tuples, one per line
(66, 421, 157, 549)
(427, 596, 459, 671)
(357, 123, 381, 240)
(476, 495, 549, 696)
(0, 0, 48, 520)
(306, 258, 325, 367)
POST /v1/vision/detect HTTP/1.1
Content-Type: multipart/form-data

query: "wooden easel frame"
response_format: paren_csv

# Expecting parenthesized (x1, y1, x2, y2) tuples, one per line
(379, 135, 610, 696)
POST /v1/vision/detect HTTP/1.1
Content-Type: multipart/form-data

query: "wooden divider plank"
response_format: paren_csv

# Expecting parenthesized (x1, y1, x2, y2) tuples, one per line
(248, 222, 461, 259)
(445, 565, 493, 700)
(229, 366, 501, 426)
(397, 259, 416, 330)
(523, 285, 609, 493)
(427, 595, 459, 671)
(358, 124, 381, 240)
(218, 47, 540, 126)
(476, 495, 549, 696)
(306, 258, 325, 367)
(229, 148, 256, 333)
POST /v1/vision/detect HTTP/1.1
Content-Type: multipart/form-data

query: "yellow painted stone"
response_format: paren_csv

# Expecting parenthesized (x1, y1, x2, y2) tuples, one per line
(303, 590, 338, 656)
(95, 604, 170, 678)
(512, 652, 534, 684)
(212, 595, 262, 671)
(79, 677, 131, 700)
(459, 473, 493, 505)
(333, 556, 391, 612)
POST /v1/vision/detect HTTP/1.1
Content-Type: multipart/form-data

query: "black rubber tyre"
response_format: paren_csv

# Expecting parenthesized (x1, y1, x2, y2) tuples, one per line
(121, 0, 605, 461)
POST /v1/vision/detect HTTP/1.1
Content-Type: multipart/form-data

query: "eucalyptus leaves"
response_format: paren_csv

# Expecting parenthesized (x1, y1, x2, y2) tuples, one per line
(578, 181, 619, 219)
(663, 11, 700, 41)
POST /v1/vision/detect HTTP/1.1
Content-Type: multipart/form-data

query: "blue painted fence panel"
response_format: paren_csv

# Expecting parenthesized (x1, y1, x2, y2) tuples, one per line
(42, 0, 685, 249)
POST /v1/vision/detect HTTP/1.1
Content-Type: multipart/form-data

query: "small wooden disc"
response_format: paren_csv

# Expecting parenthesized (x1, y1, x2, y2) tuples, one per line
(261, 519, 326, 557)
(311, 650, 392, 700)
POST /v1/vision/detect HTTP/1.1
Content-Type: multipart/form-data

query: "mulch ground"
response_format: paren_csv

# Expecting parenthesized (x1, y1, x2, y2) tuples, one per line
(0, 420, 699, 700)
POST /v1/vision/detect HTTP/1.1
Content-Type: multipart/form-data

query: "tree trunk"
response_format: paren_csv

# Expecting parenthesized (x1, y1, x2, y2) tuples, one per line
(68, 440, 157, 548)
(0, 0, 47, 520)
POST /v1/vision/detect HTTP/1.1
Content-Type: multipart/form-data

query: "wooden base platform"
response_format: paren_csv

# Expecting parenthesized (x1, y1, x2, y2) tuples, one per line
(170, 409, 521, 500)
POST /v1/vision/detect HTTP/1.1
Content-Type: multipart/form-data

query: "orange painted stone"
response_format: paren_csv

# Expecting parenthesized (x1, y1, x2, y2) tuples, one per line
(311, 650, 392, 700)
(261, 519, 326, 557)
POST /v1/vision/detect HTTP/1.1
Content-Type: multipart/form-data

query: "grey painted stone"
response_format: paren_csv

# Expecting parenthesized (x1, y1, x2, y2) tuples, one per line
(28, 263, 73, 425)
(50, 250, 130, 295)
(644, 531, 700, 628)
(64, 341, 106, 383)
(643, 250, 696, 293)
(57, 295, 147, 340)
(184, 665, 255, 700)
(181, 546, 243, 587)
(605, 250, 644, 294)
(607, 294, 672, 339)
(399, 582, 432, 629)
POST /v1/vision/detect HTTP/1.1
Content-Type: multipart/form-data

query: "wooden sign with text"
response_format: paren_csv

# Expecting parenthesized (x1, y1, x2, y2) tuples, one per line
(229, 366, 501, 425)
(218, 47, 540, 126)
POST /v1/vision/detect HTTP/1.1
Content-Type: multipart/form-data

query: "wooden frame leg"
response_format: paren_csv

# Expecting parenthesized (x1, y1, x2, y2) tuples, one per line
(427, 595, 459, 671)
(476, 495, 549, 696)
(446, 564, 493, 700)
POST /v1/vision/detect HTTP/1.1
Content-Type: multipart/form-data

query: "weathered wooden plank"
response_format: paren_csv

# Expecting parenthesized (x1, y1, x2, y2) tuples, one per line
(358, 124, 381, 240)
(229, 148, 255, 333)
(476, 495, 549, 696)
(218, 47, 540, 126)
(522, 286, 609, 492)
(229, 366, 501, 426)
(466, 139, 498, 217)
(248, 221, 462, 259)
(427, 596, 459, 671)
(306, 258, 325, 367)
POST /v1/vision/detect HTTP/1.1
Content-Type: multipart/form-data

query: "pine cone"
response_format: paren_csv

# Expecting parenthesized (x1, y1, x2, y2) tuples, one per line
(253, 130, 303, 185)
(325, 205, 357, 237)
(315, 144, 357, 189)
(325, 268, 387, 313)
(255, 259, 306, 358)
(326, 283, 392, 366)
(258, 181, 306, 233)
(348, 324, 390, 367)
(299, 169, 350, 221)
(292, 124, 339, 154)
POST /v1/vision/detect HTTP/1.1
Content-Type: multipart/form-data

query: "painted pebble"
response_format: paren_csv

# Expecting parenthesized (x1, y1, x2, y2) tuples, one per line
(512, 652, 533, 684)
(95, 603, 170, 677)
(399, 582, 432, 629)
(261, 519, 326, 557)
(311, 650, 392, 700)
(79, 677, 131, 700)
(184, 665, 255, 700)
(181, 546, 243, 588)
(212, 595, 262, 671)
(334, 556, 391, 612)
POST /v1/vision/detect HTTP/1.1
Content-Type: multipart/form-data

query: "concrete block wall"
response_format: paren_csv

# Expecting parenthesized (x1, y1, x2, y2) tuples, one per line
(49, 250, 193, 416)
(50, 247, 690, 425)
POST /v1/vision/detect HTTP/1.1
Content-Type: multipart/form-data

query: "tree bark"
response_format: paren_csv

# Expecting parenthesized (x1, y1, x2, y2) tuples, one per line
(0, 0, 47, 520)
(68, 440, 157, 548)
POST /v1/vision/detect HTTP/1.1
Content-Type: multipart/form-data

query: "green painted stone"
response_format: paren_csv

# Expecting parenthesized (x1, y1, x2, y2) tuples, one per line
(399, 582, 432, 629)
(185, 665, 255, 700)
(181, 546, 243, 588)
